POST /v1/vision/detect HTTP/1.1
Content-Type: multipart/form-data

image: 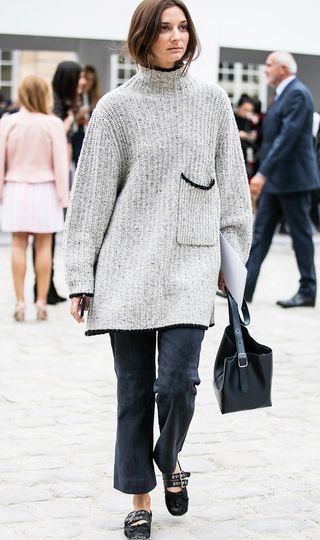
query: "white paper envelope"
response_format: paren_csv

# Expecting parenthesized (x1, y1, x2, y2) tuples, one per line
(220, 233, 247, 306)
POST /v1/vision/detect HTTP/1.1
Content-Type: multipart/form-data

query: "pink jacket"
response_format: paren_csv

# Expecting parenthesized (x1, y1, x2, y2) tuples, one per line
(0, 107, 69, 207)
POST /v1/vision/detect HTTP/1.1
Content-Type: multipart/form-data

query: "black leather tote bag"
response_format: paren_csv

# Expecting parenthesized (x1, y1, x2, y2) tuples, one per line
(213, 290, 273, 414)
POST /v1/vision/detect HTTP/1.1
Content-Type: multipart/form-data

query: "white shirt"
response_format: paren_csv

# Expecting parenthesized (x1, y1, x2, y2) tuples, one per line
(275, 75, 296, 98)
(313, 112, 320, 138)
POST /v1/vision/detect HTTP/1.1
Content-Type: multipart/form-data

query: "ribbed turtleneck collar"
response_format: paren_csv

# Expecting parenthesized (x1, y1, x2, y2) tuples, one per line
(133, 65, 190, 93)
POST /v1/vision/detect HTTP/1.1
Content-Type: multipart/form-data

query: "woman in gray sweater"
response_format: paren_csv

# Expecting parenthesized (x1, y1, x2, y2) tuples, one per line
(63, 0, 252, 537)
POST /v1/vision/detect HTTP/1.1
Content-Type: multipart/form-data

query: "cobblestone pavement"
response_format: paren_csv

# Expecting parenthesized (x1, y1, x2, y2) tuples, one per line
(0, 233, 320, 540)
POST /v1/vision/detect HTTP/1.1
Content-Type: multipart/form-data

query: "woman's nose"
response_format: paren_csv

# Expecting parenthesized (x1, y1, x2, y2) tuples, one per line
(171, 28, 181, 41)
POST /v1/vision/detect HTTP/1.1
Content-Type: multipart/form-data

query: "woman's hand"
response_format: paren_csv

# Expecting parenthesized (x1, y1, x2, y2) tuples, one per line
(70, 296, 91, 323)
(250, 173, 266, 198)
(218, 271, 225, 292)
(75, 106, 90, 125)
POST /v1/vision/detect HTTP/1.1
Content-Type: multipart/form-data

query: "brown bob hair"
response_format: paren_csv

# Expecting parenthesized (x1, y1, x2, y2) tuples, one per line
(18, 75, 52, 114)
(126, 0, 200, 72)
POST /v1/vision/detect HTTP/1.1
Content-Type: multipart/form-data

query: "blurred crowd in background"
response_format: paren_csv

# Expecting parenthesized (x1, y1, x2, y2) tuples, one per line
(0, 62, 101, 167)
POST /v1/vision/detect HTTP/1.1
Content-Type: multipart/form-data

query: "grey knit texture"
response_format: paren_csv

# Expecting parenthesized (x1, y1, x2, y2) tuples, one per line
(63, 66, 252, 335)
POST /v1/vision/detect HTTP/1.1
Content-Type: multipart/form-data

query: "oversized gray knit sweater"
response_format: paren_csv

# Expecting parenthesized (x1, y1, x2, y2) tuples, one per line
(63, 66, 252, 335)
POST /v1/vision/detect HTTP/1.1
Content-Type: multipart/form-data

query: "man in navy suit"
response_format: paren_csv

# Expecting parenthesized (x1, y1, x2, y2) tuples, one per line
(245, 51, 320, 307)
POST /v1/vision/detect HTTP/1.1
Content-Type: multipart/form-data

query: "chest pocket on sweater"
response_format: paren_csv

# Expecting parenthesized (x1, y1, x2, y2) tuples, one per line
(177, 172, 219, 246)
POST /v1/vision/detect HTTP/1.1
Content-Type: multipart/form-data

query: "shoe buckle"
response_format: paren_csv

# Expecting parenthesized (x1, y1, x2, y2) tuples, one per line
(179, 471, 184, 487)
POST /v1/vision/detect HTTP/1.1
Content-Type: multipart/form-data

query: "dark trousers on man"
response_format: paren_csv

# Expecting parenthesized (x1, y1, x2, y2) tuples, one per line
(245, 190, 317, 300)
(109, 326, 205, 494)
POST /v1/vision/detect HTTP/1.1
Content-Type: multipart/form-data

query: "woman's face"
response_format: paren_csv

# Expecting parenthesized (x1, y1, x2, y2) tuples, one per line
(77, 71, 87, 94)
(151, 6, 189, 69)
(84, 72, 95, 92)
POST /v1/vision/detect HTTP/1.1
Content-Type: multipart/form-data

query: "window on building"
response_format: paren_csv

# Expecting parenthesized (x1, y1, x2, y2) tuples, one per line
(218, 61, 268, 111)
(218, 62, 236, 96)
(110, 54, 137, 89)
(0, 49, 17, 101)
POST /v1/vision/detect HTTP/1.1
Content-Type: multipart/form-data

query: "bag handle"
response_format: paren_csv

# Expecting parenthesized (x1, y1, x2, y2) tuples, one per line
(226, 288, 249, 394)
(226, 290, 250, 327)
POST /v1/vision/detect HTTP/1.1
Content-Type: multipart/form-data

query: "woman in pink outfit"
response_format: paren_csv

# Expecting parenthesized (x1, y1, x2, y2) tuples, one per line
(0, 76, 69, 321)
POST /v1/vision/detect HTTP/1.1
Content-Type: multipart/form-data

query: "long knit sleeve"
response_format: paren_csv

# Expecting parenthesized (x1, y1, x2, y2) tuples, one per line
(215, 90, 253, 263)
(63, 100, 123, 296)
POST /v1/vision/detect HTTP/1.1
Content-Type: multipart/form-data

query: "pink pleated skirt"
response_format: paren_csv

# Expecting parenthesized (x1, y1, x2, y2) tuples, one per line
(1, 181, 64, 233)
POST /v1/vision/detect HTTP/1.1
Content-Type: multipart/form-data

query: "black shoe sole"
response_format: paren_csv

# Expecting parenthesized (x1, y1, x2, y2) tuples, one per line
(124, 529, 150, 540)
(47, 296, 67, 305)
(276, 300, 315, 308)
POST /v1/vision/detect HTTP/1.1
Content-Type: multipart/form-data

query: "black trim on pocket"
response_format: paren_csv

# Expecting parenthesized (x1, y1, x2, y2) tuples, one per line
(181, 173, 215, 190)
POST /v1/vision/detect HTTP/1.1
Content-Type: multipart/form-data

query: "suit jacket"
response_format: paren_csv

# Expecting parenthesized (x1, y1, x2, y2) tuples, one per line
(259, 78, 320, 194)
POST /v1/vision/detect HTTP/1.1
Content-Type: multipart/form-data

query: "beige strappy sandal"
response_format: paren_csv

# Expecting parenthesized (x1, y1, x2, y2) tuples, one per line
(13, 301, 25, 322)
(35, 300, 48, 321)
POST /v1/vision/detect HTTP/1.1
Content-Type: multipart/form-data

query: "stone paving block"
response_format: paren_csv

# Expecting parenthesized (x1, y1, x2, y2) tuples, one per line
(185, 520, 247, 540)
(77, 533, 119, 540)
(19, 520, 83, 539)
(306, 491, 320, 504)
(0, 486, 51, 506)
(12, 418, 57, 428)
(51, 482, 97, 499)
(53, 467, 102, 483)
(22, 443, 68, 458)
(0, 504, 36, 524)
(213, 451, 268, 469)
(179, 456, 220, 473)
(0, 525, 27, 540)
(194, 500, 254, 521)
(6, 427, 56, 442)
(68, 452, 110, 468)
(0, 470, 56, 488)
(206, 484, 268, 501)
(243, 516, 315, 534)
(151, 518, 199, 539)
(27, 498, 93, 519)
(247, 494, 316, 516)
(16, 455, 69, 471)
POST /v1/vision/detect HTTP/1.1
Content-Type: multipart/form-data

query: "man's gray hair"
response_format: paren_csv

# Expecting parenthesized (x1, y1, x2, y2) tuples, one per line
(272, 51, 297, 74)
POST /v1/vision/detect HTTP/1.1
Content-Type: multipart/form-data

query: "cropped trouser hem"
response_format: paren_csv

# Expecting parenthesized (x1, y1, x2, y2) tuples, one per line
(114, 478, 157, 495)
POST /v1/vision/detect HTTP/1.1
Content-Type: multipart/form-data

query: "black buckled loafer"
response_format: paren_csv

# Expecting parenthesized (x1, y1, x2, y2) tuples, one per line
(276, 292, 316, 308)
(162, 468, 190, 516)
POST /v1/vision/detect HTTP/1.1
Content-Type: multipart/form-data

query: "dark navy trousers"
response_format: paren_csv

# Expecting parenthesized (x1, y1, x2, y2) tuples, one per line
(109, 327, 205, 494)
(245, 190, 317, 300)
